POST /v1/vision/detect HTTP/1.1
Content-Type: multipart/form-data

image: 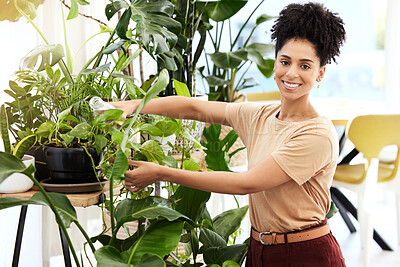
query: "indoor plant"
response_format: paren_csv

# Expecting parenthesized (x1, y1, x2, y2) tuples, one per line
(0, 104, 37, 193)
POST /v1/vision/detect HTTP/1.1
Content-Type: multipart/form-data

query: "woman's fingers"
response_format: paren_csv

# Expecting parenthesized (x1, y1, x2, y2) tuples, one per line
(128, 159, 141, 167)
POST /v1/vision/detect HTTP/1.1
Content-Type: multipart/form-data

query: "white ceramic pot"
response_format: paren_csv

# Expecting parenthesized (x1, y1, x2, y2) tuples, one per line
(0, 154, 35, 193)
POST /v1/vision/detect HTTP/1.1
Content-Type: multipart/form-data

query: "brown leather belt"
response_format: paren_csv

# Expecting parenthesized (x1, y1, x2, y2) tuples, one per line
(251, 224, 330, 245)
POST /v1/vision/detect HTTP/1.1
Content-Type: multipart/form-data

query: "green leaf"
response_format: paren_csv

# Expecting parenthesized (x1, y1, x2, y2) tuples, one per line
(30, 192, 77, 228)
(35, 121, 56, 138)
(0, 0, 43, 22)
(198, 0, 248, 22)
(209, 50, 247, 69)
(0, 152, 35, 185)
(205, 76, 230, 87)
(80, 63, 111, 74)
(256, 14, 275, 25)
(105, 1, 129, 20)
(199, 228, 227, 248)
(67, 0, 78, 20)
(95, 246, 132, 267)
(119, 48, 143, 71)
(0, 104, 12, 154)
(222, 260, 241, 267)
(69, 122, 92, 139)
(94, 134, 108, 155)
(20, 44, 65, 72)
(111, 148, 129, 179)
(60, 133, 74, 146)
(140, 140, 165, 164)
(112, 132, 124, 144)
(57, 107, 72, 122)
(182, 158, 200, 172)
(132, 70, 169, 121)
(162, 156, 178, 168)
(171, 186, 211, 222)
(110, 0, 181, 55)
(157, 53, 177, 71)
(201, 124, 231, 171)
(326, 200, 338, 219)
(115, 206, 189, 232)
(9, 81, 26, 96)
(115, 196, 174, 221)
(13, 135, 36, 158)
(173, 79, 191, 97)
(115, 8, 132, 40)
(137, 253, 165, 267)
(155, 121, 178, 137)
(103, 109, 124, 121)
(213, 206, 248, 241)
(124, 220, 184, 265)
(182, 130, 206, 150)
(257, 59, 275, 78)
(140, 124, 163, 137)
(203, 244, 248, 265)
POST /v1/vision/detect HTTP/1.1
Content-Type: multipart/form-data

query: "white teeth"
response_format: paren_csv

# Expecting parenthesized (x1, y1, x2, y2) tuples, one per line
(283, 81, 300, 88)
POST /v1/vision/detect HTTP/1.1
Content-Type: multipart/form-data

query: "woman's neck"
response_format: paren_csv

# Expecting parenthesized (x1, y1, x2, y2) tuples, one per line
(278, 97, 319, 122)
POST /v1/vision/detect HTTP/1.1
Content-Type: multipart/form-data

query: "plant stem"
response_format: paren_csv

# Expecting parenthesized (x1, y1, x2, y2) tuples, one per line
(74, 221, 96, 253)
(59, 0, 107, 26)
(231, 0, 264, 50)
(13, 0, 74, 83)
(13, 0, 49, 44)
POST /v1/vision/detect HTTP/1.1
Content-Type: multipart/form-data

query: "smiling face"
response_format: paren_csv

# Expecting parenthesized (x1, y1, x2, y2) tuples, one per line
(274, 38, 326, 101)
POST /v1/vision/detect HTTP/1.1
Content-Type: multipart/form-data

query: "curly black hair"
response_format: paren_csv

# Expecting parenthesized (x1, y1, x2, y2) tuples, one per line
(271, 2, 346, 66)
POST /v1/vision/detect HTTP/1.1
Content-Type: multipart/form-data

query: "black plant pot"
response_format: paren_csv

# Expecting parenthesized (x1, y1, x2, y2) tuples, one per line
(43, 146, 102, 184)
(26, 145, 49, 182)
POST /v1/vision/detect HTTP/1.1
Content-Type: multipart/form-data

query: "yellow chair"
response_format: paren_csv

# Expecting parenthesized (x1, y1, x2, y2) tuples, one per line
(244, 91, 281, 101)
(332, 114, 400, 267)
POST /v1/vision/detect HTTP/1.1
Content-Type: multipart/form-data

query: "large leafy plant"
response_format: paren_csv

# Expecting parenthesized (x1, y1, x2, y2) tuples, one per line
(198, 0, 276, 102)
(0, 67, 250, 266)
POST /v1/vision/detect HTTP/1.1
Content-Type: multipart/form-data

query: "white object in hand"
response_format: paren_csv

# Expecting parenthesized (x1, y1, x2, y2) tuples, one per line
(89, 96, 115, 116)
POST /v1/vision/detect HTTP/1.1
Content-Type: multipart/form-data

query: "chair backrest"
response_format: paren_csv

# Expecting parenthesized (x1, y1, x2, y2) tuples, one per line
(347, 115, 400, 161)
(244, 91, 281, 101)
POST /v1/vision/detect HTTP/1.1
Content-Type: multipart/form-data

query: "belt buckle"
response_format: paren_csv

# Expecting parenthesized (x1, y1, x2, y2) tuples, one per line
(259, 232, 275, 245)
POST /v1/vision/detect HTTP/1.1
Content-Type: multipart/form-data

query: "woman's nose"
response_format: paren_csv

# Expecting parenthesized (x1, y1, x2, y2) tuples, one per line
(286, 65, 299, 78)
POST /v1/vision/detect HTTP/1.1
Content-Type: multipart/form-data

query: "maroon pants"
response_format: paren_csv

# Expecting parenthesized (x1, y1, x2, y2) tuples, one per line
(245, 231, 346, 267)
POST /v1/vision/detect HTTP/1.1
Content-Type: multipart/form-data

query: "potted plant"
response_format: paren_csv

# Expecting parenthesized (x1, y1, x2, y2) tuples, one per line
(0, 104, 36, 193)
(0, 1, 254, 265)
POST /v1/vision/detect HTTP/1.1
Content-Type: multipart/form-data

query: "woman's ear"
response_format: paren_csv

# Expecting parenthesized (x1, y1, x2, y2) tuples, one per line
(317, 66, 326, 82)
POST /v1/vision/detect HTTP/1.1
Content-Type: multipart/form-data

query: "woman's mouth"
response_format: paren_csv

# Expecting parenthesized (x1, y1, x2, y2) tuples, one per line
(283, 81, 301, 90)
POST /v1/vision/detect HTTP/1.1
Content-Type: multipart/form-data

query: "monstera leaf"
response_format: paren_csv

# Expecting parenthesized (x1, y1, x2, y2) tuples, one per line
(106, 0, 181, 55)
(0, 0, 43, 22)
(20, 44, 65, 72)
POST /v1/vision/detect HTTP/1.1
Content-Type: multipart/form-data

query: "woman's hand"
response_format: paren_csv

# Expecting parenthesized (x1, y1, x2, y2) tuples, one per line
(124, 160, 164, 193)
(110, 100, 140, 121)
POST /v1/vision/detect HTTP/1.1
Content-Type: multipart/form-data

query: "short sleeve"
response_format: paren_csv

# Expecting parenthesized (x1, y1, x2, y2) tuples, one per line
(271, 133, 334, 185)
(225, 102, 262, 146)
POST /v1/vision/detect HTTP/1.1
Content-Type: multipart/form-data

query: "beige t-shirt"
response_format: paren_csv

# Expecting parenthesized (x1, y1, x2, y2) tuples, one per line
(225, 102, 338, 233)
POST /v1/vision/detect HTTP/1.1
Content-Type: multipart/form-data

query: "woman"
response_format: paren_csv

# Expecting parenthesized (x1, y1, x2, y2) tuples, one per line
(111, 2, 346, 266)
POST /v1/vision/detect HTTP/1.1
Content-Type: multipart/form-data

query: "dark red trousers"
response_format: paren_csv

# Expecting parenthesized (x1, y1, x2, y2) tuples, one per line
(245, 231, 346, 267)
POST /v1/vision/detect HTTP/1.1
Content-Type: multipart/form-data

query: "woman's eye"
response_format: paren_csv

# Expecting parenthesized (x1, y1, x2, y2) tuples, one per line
(280, 60, 289, 65)
(301, 64, 310, 70)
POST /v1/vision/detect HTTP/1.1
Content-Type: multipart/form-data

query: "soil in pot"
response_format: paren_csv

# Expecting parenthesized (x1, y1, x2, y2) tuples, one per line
(43, 146, 102, 184)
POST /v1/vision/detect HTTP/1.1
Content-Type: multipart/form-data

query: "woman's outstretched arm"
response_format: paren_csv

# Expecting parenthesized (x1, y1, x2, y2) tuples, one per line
(111, 96, 229, 126)
(124, 156, 291, 195)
